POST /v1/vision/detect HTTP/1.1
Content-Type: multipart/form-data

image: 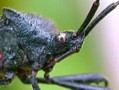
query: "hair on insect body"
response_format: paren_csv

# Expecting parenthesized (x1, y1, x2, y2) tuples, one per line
(0, 0, 119, 90)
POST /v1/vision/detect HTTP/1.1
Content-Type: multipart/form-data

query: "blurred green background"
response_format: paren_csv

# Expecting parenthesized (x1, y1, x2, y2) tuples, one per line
(0, 0, 106, 90)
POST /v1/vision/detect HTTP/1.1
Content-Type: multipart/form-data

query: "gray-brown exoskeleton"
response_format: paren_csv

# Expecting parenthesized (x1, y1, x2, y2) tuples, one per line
(0, 0, 119, 90)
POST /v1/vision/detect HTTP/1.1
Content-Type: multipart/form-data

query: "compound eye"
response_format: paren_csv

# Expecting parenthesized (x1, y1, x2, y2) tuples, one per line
(72, 32, 78, 39)
(57, 33, 66, 44)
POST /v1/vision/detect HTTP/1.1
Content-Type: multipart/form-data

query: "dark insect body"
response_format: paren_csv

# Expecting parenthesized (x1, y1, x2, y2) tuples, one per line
(0, 0, 119, 90)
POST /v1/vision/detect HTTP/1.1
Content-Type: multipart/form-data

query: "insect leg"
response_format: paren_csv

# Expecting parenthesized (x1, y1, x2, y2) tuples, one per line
(31, 70, 40, 90)
(84, 1, 119, 37)
(77, 0, 100, 35)
(52, 73, 108, 86)
(18, 74, 109, 90)
(35, 75, 110, 90)
(17, 70, 40, 90)
(50, 73, 109, 90)
(47, 78, 110, 90)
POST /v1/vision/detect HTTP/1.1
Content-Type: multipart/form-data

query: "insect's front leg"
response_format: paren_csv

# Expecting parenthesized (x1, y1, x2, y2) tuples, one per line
(43, 57, 109, 89)
(17, 70, 41, 90)
(47, 77, 109, 90)
(17, 73, 109, 90)
(31, 70, 40, 90)
(53, 73, 108, 86)
(38, 74, 110, 90)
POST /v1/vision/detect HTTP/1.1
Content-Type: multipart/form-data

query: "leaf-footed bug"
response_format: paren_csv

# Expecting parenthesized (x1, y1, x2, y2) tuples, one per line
(0, 0, 119, 90)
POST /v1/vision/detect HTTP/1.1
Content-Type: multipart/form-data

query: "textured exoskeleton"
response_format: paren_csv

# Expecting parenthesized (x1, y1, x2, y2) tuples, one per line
(0, 0, 119, 90)
(0, 7, 84, 87)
